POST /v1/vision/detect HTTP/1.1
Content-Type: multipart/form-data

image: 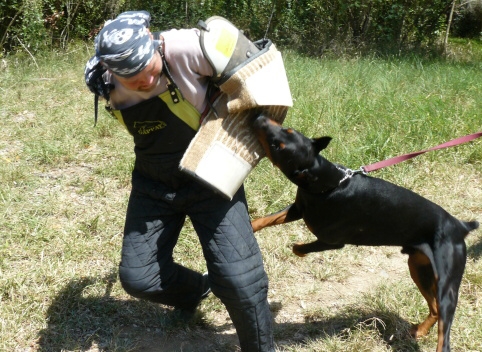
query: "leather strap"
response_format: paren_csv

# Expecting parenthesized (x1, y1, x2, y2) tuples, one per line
(361, 131, 482, 173)
(152, 31, 183, 104)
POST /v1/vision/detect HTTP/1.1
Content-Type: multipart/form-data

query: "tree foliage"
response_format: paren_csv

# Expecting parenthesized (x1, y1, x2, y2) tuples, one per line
(1, 0, 480, 56)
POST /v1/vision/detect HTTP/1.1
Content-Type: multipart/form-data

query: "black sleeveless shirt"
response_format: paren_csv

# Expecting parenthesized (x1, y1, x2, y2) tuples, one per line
(109, 88, 201, 188)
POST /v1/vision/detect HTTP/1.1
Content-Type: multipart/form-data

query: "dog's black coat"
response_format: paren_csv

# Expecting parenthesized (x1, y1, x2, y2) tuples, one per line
(250, 114, 479, 352)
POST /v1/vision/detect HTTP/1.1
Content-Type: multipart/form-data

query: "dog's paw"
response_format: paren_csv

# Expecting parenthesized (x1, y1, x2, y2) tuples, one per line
(409, 324, 430, 339)
(409, 314, 438, 339)
(292, 243, 307, 257)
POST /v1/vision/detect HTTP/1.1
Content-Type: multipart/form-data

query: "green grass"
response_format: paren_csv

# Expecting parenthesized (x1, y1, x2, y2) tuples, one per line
(0, 39, 481, 351)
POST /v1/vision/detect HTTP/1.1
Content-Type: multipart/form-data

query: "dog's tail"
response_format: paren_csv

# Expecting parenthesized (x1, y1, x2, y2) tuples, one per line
(462, 220, 479, 236)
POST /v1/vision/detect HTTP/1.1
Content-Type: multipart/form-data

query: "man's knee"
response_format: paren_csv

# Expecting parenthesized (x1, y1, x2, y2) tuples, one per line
(119, 262, 206, 309)
(118, 265, 155, 299)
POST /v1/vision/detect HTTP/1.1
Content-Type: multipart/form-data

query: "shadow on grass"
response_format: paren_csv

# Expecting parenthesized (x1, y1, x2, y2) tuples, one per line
(37, 270, 224, 352)
(271, 303, 422, 352)
(38, 272, 424, 351)
(467, 238, 482, 261)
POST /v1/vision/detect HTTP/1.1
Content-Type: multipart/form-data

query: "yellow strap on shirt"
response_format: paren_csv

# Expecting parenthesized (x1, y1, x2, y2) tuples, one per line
(110, 88, 201, 133)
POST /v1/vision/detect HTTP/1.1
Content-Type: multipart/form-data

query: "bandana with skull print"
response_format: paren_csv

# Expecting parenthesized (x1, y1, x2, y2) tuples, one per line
(93, 11, 160, 78)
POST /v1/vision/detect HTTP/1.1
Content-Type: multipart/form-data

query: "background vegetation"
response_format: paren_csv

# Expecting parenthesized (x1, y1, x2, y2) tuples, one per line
(1, 0, 482, 56)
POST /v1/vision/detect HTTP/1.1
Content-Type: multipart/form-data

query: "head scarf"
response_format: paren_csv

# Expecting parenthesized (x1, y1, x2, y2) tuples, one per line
(93, 11, 160, 78)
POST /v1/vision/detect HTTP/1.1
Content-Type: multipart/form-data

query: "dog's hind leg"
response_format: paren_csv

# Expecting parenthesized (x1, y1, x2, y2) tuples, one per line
(433, 240, 467, 352)
(292, 240, 344, 257)
(407, 249, 439, 338)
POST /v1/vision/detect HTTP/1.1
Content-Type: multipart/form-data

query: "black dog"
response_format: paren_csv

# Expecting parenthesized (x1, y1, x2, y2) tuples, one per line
(250, 114, 479, 352)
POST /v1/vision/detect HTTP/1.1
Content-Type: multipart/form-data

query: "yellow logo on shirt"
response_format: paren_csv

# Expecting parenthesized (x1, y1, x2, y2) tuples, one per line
(134, 121, 167, 135)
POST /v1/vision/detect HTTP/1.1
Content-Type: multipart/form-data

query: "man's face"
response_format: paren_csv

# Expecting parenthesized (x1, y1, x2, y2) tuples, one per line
(114, 51, 162, 92)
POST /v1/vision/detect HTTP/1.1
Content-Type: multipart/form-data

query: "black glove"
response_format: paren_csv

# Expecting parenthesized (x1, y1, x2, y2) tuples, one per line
(84, 56, 113, 101)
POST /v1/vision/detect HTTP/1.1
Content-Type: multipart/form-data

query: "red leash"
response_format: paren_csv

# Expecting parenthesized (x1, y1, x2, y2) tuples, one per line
(361, 131, 482, 173)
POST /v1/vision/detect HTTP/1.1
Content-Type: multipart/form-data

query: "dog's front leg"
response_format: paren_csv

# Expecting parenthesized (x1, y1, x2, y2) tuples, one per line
(293, 241, 344, 257)
(251, 203, 302, 232)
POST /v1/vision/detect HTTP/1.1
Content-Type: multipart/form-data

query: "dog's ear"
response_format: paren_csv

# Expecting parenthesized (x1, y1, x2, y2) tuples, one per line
(312, 137, 332, 154)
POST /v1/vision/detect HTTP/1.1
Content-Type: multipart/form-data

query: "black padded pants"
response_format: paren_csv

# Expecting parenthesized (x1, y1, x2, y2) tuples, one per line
(119, 170, 274, 351)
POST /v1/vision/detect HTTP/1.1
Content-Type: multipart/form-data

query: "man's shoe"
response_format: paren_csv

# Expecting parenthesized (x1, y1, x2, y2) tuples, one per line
(172, 272, 211, 324)
(200, 272, 211, 299)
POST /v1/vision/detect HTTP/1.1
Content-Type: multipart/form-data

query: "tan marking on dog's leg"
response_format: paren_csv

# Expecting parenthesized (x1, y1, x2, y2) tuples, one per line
(251, 209, 290, 232)
(436, 320, 445, 352)
(407, 251, 439, 338)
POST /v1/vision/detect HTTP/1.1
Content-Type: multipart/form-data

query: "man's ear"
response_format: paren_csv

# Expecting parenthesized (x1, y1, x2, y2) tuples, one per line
(312, 136, 332, 154)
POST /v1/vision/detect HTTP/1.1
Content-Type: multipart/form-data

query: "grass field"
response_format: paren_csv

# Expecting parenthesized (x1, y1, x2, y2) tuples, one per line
(0, 39, 481, 351)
